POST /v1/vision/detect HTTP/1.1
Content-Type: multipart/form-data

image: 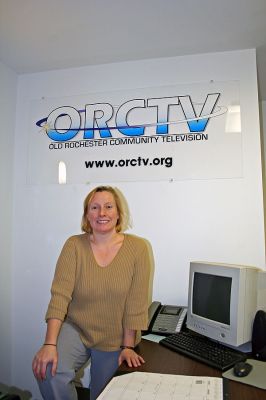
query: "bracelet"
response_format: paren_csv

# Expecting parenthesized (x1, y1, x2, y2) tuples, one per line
(120, 345, 134, 350)
(43, 343, 57, 346)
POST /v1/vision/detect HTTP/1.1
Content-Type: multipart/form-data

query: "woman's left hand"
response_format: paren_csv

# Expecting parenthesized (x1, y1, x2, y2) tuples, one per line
(118, 348, 145, 367)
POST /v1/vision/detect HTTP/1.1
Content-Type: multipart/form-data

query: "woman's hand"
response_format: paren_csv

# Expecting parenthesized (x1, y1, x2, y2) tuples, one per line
(118, 348, 145, 367)
(32, 345, 58, 380)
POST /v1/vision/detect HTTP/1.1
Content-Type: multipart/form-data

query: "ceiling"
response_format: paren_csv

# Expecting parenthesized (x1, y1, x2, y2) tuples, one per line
(1, 0, 266, 99)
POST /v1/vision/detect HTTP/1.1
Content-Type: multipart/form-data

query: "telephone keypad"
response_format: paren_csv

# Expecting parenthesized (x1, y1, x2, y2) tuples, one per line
(152, 307, 187, 334)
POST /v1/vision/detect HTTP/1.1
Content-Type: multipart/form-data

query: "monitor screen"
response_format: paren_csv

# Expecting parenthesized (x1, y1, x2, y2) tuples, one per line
(192, 272, 232, 325)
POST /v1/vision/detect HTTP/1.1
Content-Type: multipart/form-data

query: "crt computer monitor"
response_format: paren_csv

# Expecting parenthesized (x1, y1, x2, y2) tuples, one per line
(186, 261, 259, 348)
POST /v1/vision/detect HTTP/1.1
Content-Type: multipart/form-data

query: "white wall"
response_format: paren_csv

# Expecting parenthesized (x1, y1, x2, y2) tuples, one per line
(261, 100, 266, 231)
(0, 62, 17, 385)
(12, 49, 265, 398)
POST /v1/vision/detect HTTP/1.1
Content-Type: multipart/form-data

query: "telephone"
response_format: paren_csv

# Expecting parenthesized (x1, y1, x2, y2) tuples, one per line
(146, 301, 187, 335)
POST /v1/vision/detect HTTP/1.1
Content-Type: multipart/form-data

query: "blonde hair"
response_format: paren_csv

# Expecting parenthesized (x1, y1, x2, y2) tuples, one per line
(81, 186, 129, 233)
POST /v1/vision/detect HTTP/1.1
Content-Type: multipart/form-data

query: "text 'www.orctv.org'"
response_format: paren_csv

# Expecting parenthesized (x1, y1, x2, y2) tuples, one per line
(85, 156, 173, 169)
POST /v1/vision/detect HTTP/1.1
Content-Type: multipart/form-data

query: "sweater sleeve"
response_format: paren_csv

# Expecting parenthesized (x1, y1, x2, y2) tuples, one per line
(122, 240, 151, 330)
(45, 237, 77, 321)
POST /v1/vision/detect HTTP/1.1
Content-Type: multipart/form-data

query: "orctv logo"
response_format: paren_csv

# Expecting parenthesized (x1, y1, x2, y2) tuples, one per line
(36, 93, 224, 142)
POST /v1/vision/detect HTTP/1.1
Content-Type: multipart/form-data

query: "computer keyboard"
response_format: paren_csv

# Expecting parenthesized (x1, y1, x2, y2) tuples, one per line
(160, 331, 247, 371)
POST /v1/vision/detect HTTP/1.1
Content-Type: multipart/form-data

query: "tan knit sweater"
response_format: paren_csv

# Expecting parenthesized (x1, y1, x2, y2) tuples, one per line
(45, 233, 151, 351)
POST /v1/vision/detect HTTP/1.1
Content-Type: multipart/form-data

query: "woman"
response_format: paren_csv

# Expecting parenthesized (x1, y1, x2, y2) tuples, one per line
(32, 186, 151, 400)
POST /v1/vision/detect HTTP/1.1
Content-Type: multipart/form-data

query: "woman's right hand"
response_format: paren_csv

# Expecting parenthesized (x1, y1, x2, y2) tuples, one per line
(32, 345, 58, 381)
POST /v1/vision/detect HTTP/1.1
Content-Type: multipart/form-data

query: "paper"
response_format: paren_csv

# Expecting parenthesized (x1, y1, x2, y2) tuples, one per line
(141, 333, 166, 343)
(97, 372, 223, 399)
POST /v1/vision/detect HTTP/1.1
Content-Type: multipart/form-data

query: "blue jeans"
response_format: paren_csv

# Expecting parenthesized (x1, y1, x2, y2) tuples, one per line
(37, 322, 120, 400)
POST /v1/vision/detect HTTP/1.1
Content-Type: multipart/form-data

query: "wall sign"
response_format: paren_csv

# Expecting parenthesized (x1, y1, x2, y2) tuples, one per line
(28, 80, 242, 184)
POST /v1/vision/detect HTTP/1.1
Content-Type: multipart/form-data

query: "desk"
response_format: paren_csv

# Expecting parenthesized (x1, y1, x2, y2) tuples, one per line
(118, 338, 266, 400)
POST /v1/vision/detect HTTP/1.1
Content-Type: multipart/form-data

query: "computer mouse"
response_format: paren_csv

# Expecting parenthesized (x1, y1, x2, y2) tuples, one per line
(233, 361, 253, 377)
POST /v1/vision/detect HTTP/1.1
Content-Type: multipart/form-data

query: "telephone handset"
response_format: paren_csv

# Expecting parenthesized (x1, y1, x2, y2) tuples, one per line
(146, 301, 187, 335)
